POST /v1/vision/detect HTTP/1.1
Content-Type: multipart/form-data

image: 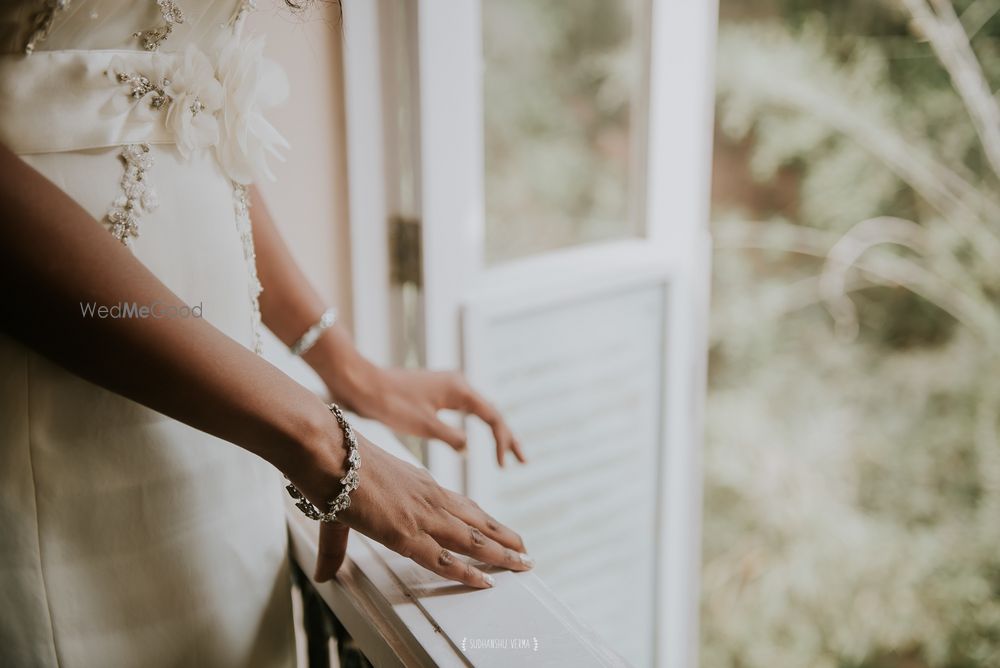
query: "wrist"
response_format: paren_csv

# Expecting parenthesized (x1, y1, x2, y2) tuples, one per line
(285, 403, 362, 522)
(306, 330, 387, 415)
(287, 400, 350, 503)
(335, 355, 387, 415)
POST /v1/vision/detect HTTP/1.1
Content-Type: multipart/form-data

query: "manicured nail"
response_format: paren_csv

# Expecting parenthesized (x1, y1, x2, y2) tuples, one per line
(519, 553, 534, 568)
(483, 573, 496, 587)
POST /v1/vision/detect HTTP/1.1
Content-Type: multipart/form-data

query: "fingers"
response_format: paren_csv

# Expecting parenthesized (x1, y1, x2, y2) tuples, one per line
(508, 436, 528, 465)
(314, 521, 350, 583)
(435, 515, 533, 572)
(405, 534, 495, 589)
(452, 379, 502, 429)
(445, 374, 527, 467)
(492, 422, 526, 468)
(445, 491, 528, 554)
(423, 416, 468, 452)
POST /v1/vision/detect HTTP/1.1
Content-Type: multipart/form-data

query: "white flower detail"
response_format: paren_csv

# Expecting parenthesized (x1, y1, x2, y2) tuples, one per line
(164, 46, 223, 161)
(104, 35, 288, 184)
(214, 33, 290, 184)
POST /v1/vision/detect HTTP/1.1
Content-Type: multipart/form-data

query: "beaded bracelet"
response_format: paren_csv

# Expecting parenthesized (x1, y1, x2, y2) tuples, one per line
(285, 403, 361, 523)
(289, 307, 337, 357)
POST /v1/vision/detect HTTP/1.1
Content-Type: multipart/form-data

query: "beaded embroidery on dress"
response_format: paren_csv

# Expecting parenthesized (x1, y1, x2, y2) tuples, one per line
(0, 3, 295, 666)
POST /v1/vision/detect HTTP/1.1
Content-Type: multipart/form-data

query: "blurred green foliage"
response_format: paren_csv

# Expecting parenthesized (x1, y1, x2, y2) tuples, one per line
(705, 1, 1000, 666)
(482, 0, 641, 263)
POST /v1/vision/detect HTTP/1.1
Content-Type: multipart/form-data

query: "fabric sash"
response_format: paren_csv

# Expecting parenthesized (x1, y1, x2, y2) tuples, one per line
(0, 41, 288, 184)
(0, 50, 178, 154)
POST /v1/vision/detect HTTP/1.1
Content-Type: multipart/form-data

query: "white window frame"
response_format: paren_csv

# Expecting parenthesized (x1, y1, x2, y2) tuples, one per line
(340, 2, 719, 665)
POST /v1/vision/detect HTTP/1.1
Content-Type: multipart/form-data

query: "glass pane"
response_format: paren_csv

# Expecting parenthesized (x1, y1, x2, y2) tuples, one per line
(482, 0, 648, 264)
(707, 1, 1000, 666)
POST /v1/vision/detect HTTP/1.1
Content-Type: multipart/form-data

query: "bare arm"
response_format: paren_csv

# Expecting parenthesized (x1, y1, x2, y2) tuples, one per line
(249, 185, 371, 398)
(0, 146, 530, 586)
(0, 146, 339, 485)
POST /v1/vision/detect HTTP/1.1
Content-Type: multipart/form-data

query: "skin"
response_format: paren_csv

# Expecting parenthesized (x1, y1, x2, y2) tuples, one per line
(0, 143, 531, 589)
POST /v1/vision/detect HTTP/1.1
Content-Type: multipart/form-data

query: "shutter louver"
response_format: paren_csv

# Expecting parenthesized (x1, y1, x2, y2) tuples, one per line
(464, 284, 666, 667)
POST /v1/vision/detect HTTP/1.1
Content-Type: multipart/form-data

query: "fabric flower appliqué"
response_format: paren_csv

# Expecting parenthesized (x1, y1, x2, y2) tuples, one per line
(213, 33, 290, 184)
(104, 36, 287, 184)
(106, 47, 223, 161)
(164, 46, 223, 160)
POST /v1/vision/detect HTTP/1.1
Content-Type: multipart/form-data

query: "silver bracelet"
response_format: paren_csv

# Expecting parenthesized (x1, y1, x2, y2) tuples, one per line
(289, 307, 337, 357)
(285, 403, 361, 523)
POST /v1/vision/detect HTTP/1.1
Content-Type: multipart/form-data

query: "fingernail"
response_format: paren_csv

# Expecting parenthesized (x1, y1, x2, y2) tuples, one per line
(519, 553, 534, 568)
(483, 573, 496, 587)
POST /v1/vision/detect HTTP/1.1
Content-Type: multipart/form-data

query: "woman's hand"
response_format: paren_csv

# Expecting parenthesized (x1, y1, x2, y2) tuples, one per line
(329, 361, 527, 468)
(296, 433, 533, 587)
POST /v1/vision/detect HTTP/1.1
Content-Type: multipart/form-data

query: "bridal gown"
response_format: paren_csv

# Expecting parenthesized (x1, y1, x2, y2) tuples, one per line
(0, 2, 297, 666)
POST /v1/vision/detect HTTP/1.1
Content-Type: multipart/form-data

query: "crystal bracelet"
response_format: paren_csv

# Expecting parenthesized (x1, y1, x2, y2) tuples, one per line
(285, 403, 361, 523)
(289, 307, 337, 357)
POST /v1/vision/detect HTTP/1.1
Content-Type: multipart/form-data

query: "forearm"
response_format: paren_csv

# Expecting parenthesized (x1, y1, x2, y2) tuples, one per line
(250, 186, 381, 409)
(0, 146, 344, 490)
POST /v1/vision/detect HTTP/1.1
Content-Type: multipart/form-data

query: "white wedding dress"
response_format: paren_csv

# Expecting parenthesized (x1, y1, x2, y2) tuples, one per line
(0, 2, 296, 666)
